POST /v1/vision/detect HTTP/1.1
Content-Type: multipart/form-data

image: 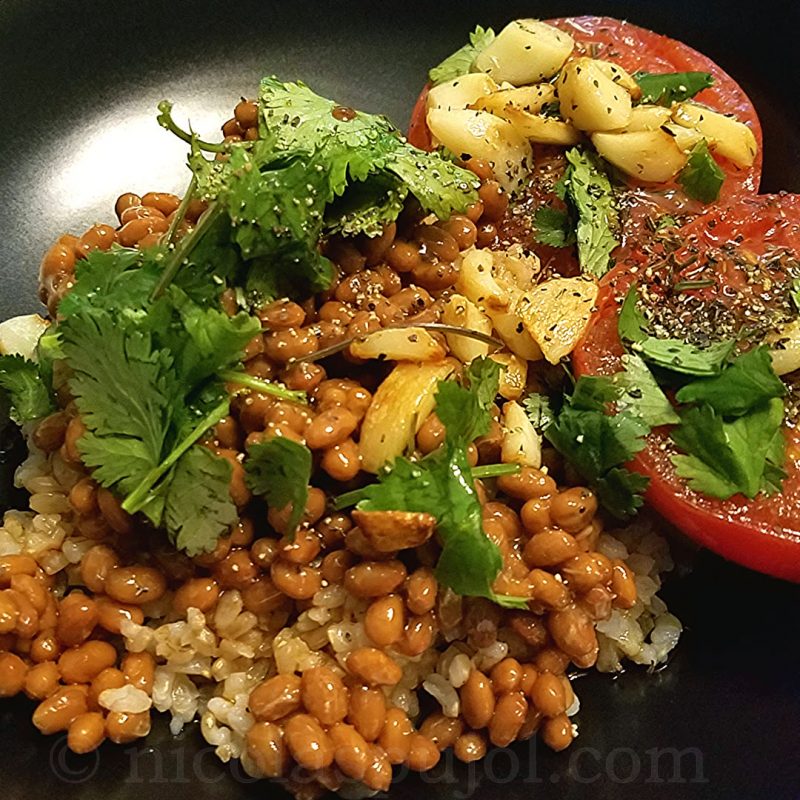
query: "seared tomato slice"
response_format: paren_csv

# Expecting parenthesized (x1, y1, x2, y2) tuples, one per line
(573, 194, 800, 582)
(547, 16, 762, 200)
(409, 17, 764, 266)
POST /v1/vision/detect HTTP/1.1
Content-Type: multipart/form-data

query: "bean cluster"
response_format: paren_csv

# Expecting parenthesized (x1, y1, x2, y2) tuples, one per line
(1, 97, 640, 796)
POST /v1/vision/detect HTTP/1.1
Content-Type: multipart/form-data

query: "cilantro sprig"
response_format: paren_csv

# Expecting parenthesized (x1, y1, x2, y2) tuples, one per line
(0, 355, 55, 423)
(534, 374, 651, 519)
(163, 78, 479, 307)
(536, 148, 619, 277)
(633, 71, 714, 106)
(52, 246, 263, 555)
(337, 358, 526, 608)
(615, 287, 789, 500)
(678, 140, 725, 204)
(246, 438, 313, 537)
(618, 286, 735, 375)
(671, 399, 786, 499)
(428, 25, 495, 85)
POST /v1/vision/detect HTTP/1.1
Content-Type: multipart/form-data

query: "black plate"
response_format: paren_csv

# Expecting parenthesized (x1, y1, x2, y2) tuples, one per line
(2, 1, 800, 798)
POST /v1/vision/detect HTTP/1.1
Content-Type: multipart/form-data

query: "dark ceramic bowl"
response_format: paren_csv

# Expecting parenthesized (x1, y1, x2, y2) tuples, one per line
(1, 1, 799, 798)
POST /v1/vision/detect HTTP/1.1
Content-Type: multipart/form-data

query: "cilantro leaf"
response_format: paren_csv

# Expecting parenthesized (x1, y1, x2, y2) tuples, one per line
(61, 310, 181, 496)
(166, 287, 260, 387)
(163, 79, 479, 303)
(791, 277, 800, 314)
(384, 148, 479, 221)
(164, 445, 237, 555)
(633, 71, 714, 106)
(568, 375, 621, 411)
(657, 214, 678, 231)
(562, 148, 619, 277)
(246, 438, 313, 536)
(540, 375, 650, 518)
(618, 286, 735, 375)
(435, 356, 502, 445)
(546, 404, 649, 481)
(594, 467, 649, 519)
(633, 336, 735, 377)
(428, 26, 495, 85)
(671, 398, 785, 499)
(0, 355, 55, 423)
(325, 174, 408, 238)
(58, 246, 162, 318)
(614, 353, 680, 427)
(533, 206, 576, 248)
(678, 140, 725, 204)
(523, 393, 554, 430)
(258, 77, 478, 220)
(675, 346, 786, 417)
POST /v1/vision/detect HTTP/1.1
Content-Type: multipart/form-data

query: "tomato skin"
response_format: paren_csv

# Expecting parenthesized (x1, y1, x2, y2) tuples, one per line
(574, 194, 800, 582)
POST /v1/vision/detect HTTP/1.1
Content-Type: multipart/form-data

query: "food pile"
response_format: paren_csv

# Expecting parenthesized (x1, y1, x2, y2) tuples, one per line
(0, 12, 797, 800)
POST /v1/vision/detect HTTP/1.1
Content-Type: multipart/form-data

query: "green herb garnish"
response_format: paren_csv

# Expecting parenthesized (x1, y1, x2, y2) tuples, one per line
(336, 358, 526, 607)
(551, 148, 619, 277)
(634, 71, 714, 106)
(428, 26, 495, 85)
(678, 140, 725, 204)
(246, 438, 313, 537)
(0, 355, 56, 423)
(618, 286, 735, 376)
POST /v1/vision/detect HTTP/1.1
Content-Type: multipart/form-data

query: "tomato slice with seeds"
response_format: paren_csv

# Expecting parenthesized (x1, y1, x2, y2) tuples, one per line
(573, 194, 800, 582)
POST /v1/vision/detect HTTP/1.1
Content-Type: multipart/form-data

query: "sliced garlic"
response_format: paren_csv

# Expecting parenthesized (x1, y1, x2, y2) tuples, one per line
(501, 400, 542, 468)
(0, 314, 48, 360)
(624, 104, 673, 132)
(767, 318, 800, 376)
(591, 129, 688, 182)
(490, 353, 528, 401)
(557, 58, 633, 132)
(441, 294, 493, 364)
(427, 73, 498, 112)
(516, 277, 599, 364)
(490, 106, 580, 146)
(671, 102, 758, 168)
(359, 360, 457, 473)
(471, 83, 556, 116)
(593, 61, 641, 100)
(426, 108, 532, 194)
(455, 247, 510, 310)
(349, 327, 445, 362)
(474, 19, 574, 85)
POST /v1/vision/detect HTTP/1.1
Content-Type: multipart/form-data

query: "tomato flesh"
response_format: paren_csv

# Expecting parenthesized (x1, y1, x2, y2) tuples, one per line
(574, 194, 800, 582)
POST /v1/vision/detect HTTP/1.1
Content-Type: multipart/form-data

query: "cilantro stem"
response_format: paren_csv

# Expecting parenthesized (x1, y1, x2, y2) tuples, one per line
(150, 202, 224, 301)
(471, 463, 521, 479)
(121, 398, 229, 515)
(332, 488, 365, 510)
(157, 101, 228, 153)
(164, 176, 197, 247)
(219, 370, 307, 404)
